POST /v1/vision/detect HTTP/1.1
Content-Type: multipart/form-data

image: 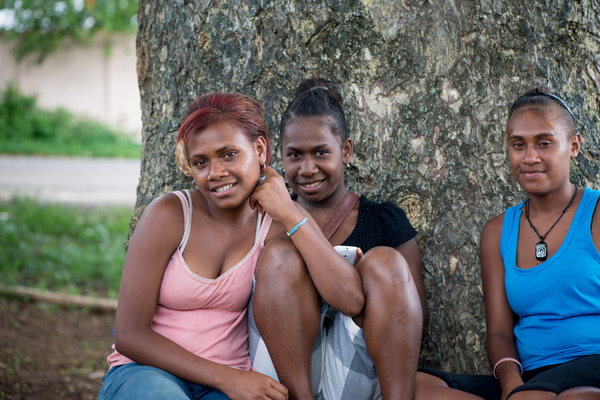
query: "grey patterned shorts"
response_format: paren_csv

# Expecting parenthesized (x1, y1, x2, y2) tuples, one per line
(248, 286, 382, 400)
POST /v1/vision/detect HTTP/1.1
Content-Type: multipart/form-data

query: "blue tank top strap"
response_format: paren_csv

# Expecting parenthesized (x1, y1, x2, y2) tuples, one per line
(576, 188, 600, 231)
(500, 198, 527, 268)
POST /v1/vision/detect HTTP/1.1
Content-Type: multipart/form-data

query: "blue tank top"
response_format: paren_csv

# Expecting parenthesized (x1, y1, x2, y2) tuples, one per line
(501, 187, 600, 371)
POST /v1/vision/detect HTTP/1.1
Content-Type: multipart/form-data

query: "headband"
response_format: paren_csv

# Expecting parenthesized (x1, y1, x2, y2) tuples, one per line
(510, 92, 574, 121)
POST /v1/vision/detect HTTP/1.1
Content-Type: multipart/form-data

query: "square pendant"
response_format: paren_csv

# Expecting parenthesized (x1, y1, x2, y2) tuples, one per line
(535, 241, 547, 261)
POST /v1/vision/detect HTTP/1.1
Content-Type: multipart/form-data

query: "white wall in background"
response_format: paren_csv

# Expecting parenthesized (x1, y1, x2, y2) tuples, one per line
(0, 34, 141, 138)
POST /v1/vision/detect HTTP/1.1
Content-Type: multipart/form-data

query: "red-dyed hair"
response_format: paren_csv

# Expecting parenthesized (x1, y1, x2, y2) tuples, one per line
(176, 92, 272, 175)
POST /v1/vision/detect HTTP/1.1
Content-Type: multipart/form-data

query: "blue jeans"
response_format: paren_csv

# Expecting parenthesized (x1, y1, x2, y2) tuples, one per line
(98, 363, 230, 400)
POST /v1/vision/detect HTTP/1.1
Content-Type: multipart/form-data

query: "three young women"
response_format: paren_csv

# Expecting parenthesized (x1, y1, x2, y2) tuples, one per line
(249, 78, 429, 400)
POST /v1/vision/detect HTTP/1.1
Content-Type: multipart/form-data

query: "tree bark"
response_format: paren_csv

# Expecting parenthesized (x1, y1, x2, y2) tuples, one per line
(135, 0, 600, 373)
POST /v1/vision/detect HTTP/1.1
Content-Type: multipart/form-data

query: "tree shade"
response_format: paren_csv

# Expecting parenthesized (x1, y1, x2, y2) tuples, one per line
(134, 0, 600, 374)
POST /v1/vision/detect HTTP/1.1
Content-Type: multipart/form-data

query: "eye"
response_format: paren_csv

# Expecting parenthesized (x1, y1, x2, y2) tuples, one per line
(193, 159, 207, 167)
(224, 151, 237, 158)
(287, 151, 300, 159)
(316, 149, 328, 156)
(510, 141, 524, 149)
(538, 140, 552, 147)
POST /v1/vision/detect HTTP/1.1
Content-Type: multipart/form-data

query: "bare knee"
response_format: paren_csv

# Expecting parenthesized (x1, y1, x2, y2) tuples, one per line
(357, 246, 413, 289)
(255, 237, 306, 284)
(254, 237, 316, 312)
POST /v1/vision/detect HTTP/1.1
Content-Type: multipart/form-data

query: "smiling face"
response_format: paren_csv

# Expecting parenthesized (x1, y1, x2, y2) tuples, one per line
(281, 116, 352, 205)
(507, 108, 580, 196)
(187, 121, 266, 210)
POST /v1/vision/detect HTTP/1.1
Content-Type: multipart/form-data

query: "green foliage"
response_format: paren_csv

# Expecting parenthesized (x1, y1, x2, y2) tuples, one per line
(0, 0, 138, 61)
(0, 197, 130, 298)
(0, 84, 141, 158)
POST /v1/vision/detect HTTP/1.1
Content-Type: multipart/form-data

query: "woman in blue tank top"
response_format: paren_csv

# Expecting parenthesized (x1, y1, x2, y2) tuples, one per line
(416, 88, 600, 400)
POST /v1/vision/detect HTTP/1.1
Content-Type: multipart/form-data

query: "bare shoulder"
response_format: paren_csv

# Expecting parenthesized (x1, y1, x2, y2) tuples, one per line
(479, 213, 504, 268)
(480, 212, 505, 243)
(130, 192, 185, 246)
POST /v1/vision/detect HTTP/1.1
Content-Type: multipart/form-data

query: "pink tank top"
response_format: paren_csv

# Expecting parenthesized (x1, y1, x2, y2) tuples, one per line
(107, 190, 273, 370)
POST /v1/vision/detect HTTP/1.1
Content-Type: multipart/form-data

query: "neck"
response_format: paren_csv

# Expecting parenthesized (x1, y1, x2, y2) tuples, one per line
(199, 192, 257, 224)
(527, 183, 577, 216)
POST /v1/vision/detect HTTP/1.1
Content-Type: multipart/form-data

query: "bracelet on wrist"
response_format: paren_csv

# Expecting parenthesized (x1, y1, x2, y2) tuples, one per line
(493, 357, 523, 379)
(287, 217, 308, 236)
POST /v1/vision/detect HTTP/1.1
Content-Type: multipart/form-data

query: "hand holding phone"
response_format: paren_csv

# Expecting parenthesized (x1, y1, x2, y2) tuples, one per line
(334, 245, 359, 266)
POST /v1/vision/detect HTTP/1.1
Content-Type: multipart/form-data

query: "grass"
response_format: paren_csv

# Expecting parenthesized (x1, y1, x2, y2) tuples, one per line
(0, 197, 130, 299)
(0, 85, 141, 158)
(0, 86, 136, 299)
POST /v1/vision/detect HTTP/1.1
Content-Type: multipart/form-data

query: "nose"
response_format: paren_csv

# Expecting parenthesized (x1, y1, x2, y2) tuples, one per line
(299, 157, 318, 176)
(523, 145, 540, 165)
(208, 160, 228, 180)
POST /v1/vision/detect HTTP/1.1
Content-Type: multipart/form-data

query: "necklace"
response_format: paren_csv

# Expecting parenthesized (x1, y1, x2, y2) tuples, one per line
(524, 185, 578, 261)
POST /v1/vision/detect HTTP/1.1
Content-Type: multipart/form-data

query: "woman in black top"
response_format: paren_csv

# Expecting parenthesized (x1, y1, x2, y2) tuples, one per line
(249, 78, 429, 400)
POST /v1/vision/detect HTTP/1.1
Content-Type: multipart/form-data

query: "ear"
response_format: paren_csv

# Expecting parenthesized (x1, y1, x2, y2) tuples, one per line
(342, 138, 353, 165)
(569, 133, 581, 158)
(255, 136, 268, 166)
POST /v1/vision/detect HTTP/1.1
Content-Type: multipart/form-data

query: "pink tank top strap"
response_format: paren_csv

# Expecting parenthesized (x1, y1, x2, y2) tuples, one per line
(255, 213, 273, 247)
(172, 190, 193, 251)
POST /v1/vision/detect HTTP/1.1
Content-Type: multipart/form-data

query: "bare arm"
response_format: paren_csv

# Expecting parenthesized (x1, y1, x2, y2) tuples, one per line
(480, 214, 523, 399)
(114, 193, 287, 400)
(396, 239, 429, 337)
(250, 166, 365, 316)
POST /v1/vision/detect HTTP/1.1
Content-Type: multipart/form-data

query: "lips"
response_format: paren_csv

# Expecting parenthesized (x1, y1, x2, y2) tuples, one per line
(521, 169, 544, 179)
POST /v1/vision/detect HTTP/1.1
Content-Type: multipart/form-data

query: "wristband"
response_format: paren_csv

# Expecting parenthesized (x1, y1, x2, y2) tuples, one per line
(287, 217, 308, 236)
(493, 357, 523, 379)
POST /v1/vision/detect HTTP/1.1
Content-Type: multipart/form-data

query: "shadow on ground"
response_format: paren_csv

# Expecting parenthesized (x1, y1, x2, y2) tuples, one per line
(0, 297, 115, 399)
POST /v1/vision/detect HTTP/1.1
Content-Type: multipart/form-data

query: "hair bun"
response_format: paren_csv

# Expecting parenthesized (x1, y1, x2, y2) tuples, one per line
(295, 78, 343, 104)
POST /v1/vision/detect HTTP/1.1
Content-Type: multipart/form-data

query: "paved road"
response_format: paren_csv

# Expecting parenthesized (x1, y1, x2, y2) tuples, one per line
(0, 155, 141, 207)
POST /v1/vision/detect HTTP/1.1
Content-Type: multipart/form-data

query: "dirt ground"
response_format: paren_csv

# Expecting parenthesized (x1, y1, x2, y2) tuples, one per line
(0, 296, 116, 400)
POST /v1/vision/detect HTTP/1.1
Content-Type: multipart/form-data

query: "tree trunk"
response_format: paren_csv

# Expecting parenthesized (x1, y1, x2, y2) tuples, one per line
(135, 0, 600, 373)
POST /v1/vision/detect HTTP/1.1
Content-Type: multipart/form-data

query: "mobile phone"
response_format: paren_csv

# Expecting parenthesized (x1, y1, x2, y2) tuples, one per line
(334, 245, 358, 265)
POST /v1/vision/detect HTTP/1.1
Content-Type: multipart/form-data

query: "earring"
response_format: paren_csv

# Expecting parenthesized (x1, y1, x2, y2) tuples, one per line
(258, 164, 266, 185)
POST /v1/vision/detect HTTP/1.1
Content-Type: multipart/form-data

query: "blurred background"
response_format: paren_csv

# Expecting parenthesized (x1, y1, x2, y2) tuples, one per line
(0, 1, 141, 398)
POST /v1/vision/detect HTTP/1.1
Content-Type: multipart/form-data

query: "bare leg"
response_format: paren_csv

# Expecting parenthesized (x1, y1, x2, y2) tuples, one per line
(509, 387, 600, 400)
(509, 391, 557, 400)
(556, 387, 600, 400)
(354, 247, 423, 400)
(253, 238, 320, 400)
(415, 372, 487, 400)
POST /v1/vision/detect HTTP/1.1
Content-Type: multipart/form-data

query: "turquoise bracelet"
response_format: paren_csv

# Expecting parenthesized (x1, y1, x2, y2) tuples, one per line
(287, 217, 308, 236)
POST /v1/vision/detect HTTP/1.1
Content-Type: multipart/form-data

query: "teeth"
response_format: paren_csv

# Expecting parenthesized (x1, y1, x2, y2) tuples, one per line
(214, 184, 234, 192)
(303, 181, 322, 188)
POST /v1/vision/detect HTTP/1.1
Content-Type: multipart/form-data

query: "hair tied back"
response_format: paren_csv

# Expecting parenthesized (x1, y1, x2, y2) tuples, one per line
(510, 91, 575, 122)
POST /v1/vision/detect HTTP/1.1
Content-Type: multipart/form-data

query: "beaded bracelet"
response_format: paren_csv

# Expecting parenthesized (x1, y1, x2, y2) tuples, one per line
(493, 357, 523, 379)
(287, 217, 308, 236)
